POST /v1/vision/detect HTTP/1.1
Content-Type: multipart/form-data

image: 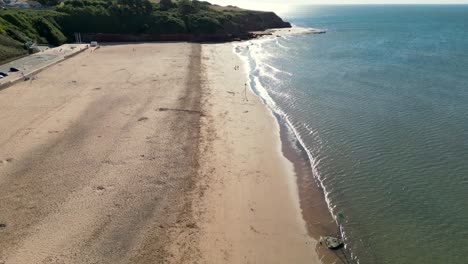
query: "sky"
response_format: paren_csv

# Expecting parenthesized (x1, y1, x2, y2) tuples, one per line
(208, 0, 468, 12)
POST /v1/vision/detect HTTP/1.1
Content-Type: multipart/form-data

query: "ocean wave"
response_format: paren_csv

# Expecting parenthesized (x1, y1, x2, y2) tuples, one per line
(233, 36, 360, 264)
(233, 40, 335, 216)
(263, 62, 293, 76)
(275, 38, 291, 51)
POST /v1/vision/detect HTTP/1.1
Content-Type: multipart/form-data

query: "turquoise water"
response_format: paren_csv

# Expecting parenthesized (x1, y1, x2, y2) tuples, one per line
(238, 5, 468, 264)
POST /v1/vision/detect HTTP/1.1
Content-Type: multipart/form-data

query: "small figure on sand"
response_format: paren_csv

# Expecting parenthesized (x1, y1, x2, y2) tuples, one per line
(234, 65, 240, 71)
(242, 83, 249, 102)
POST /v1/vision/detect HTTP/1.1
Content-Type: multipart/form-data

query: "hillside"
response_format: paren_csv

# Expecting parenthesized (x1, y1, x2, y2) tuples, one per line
(0, 34, 27, 64)
(0, 9, 66, 63)
(0, 0, 291, 63)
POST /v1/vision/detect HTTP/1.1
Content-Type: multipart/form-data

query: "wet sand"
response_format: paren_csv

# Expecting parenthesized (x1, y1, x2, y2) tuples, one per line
(278, 119, 350, 264)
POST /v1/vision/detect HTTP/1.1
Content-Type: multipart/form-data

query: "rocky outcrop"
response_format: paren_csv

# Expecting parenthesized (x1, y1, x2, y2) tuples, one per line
(223, 11, 291, 35)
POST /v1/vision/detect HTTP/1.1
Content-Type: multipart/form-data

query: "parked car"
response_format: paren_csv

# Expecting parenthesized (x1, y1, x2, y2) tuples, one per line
(9, 67, 19, 72)
(0, 72, 9, 78)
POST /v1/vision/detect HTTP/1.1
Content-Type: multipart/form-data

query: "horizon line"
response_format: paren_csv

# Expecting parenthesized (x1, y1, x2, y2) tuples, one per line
(285, 3, 468, 5)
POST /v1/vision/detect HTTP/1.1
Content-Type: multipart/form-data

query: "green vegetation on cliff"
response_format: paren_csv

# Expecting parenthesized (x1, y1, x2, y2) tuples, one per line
(0, 34, 27, 64)
(0, 0, 290, 63)
(0, 9, 66, 62)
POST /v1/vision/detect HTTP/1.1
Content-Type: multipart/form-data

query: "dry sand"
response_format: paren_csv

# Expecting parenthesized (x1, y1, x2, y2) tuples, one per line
(0, 43, 203, 263)
(0, 42, 332, 264)
(193, 44, 322, 263)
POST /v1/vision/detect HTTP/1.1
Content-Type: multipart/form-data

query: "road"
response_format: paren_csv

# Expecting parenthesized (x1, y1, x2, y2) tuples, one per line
(0, 44, 88, 88)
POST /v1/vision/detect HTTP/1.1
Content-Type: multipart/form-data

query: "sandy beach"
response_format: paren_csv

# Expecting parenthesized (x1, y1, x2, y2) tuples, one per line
(192, 44, 321, 263)
(0, 42, 332, 263)
(0, 43, 203, 263)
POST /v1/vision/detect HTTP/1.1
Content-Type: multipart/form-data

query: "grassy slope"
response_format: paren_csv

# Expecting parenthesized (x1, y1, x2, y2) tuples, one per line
(0, 34, 27, 64)
(0, 8, 67, 64)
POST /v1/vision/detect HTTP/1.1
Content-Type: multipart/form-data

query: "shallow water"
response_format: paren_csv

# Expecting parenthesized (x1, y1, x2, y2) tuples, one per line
(237, 5, 468, 264)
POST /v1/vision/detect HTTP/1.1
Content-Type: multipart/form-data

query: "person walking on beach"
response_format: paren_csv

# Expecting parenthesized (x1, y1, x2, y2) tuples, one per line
(243, 83, 249, 102)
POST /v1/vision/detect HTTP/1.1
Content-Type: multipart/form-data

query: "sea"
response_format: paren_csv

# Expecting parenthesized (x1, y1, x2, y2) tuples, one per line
(235, 5, 468, 264)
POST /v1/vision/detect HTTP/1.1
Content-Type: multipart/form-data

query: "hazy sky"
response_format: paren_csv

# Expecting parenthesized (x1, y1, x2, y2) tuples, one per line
(208, 0, 468, 12)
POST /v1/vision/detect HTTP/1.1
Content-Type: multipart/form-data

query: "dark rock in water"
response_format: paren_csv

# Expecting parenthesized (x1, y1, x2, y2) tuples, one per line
(320, 236, 344, 250)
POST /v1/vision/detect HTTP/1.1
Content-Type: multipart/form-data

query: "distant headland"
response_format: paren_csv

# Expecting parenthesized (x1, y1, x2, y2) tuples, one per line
(0, 0, 291, 63)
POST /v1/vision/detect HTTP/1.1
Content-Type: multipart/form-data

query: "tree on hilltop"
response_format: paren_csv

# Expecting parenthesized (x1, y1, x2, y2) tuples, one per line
(116, 0, 153, 15)
(178, 0, 200, 15)
(160, 0, 173, 11)
(36, 0, 60, 7)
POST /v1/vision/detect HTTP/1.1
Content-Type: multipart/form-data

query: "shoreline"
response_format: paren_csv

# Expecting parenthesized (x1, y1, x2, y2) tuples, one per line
(194, 43, 321, 263)
(229, 34, 352, 263)
(276, 113, 353, 264)
(193, 38, 345, 263)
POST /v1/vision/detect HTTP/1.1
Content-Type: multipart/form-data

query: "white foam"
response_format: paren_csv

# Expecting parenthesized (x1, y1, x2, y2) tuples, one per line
(232, 31, 360, 264)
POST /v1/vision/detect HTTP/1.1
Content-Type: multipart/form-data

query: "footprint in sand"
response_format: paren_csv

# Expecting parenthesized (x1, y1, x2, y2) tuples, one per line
(0, 158, 14, 164)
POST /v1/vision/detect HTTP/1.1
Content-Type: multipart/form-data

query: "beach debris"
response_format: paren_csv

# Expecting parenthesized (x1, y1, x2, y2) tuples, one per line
(320, 236, 344, 250)
(186, 223, 197, 229)
(96, 186, 105, 190)
(1, 158, 14, 164)
(0, 223, 6, 229)
(138, 117, 149, 122)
